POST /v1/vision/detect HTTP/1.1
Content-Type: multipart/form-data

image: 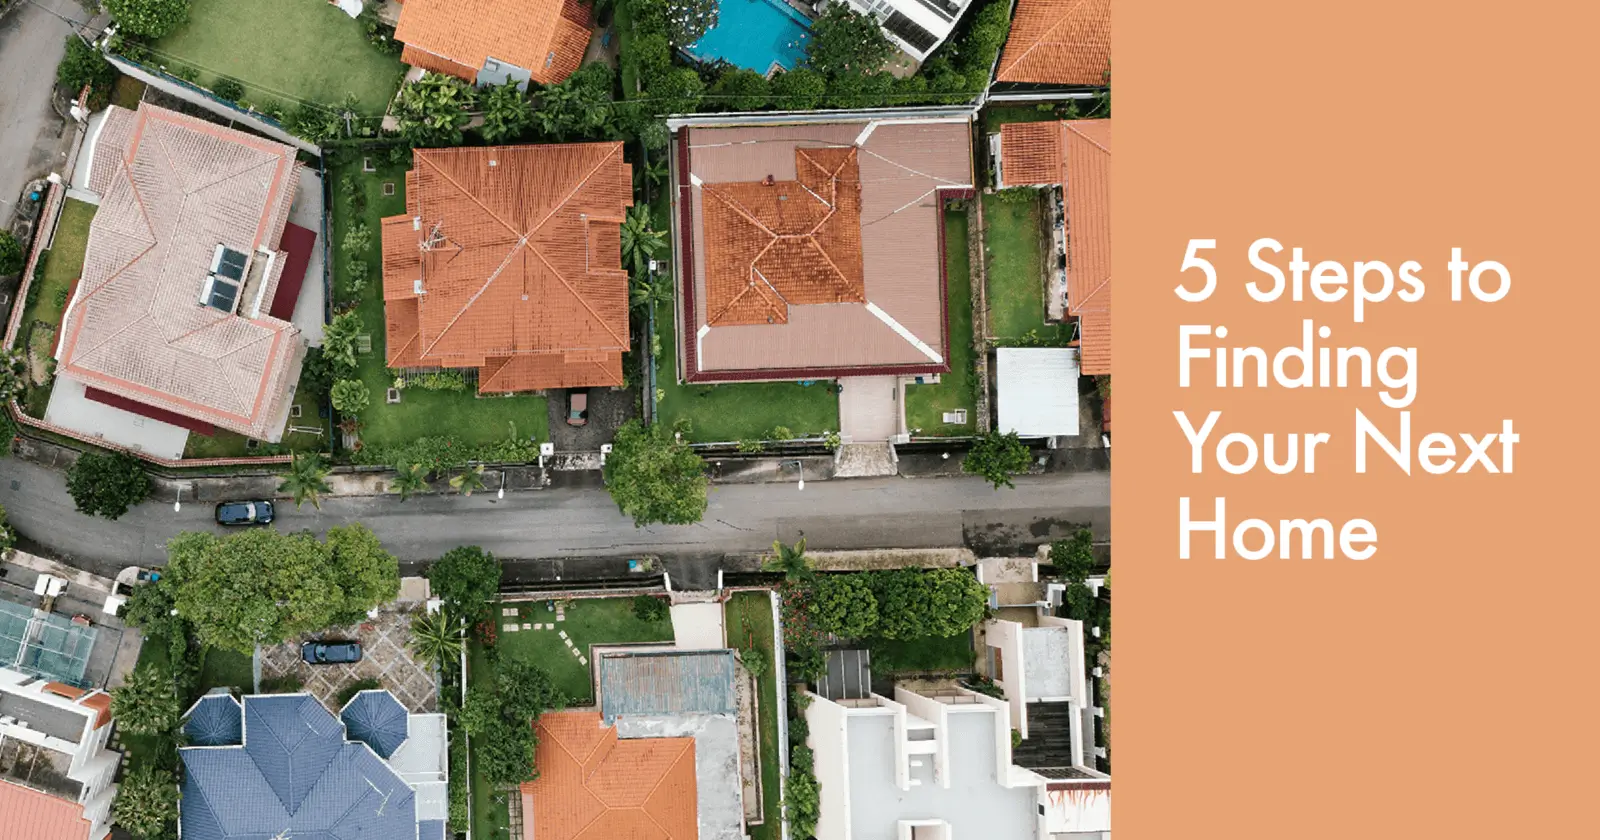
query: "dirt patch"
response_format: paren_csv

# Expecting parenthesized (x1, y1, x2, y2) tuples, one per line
(27, 323, 55, 385)
(732, 658, 763, 823)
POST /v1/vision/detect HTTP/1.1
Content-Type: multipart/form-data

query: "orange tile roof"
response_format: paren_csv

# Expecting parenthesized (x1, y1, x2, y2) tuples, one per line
(996, 0, 1111, 86)
(521, 711, 697, 840)
(700, 147, 866, 327)
(381, 144, 633, 393)
(999, 120, 1112, 374)
(395, 0, 592, 86)
(0, 780, 91, 840)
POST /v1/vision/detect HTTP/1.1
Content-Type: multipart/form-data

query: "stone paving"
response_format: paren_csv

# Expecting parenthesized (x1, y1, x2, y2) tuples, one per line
(259, 605, 439, 713)
(500, 604, 587, 665)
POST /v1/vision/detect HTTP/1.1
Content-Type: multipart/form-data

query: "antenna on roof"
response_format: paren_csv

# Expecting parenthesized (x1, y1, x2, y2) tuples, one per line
(421, 221, 446, 251)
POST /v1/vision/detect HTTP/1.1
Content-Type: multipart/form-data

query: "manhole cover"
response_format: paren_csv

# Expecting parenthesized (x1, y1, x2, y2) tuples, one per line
(8, 480, 18, 491)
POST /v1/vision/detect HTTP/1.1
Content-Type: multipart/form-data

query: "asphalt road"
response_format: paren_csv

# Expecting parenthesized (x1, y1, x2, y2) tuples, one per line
(0, 0, 87, 228)
(0, 457, 1108, 579)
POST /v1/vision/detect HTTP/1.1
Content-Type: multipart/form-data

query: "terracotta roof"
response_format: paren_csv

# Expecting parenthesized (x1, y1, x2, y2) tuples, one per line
(59, 103, 305, 441)
(998, 120, 1111, 374)
(996, 0, 1111, 86)
(701, 147, 865, 326)
(395, 0, 592, 86)
(381, 144, 633, 393)
(520, 711, 697, 840)
(0, 780, 91, 840)
(679, 118, 974, 381)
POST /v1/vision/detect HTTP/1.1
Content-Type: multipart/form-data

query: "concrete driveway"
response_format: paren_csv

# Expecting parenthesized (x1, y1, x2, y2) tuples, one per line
(0, 0, 90, 228)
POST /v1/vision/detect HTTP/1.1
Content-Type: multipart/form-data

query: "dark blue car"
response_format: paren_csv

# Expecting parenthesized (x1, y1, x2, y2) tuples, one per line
(301, 641, 362, 664)
(215, 500, 274, 526)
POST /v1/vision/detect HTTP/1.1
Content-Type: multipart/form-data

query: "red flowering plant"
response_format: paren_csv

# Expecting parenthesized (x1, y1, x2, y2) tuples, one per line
(473, 620, 499, 648)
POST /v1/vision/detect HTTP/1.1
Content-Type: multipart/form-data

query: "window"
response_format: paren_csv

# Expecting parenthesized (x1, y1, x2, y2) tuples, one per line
(203, 245, 249, 312)
(885, 12, 939, 54)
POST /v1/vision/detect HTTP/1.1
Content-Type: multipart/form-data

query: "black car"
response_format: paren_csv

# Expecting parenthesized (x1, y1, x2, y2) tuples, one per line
(301, 640, 362, 664)
(215, 500, 274, 526)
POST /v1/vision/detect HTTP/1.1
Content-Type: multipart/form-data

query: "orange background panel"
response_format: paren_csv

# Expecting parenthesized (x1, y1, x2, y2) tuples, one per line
(1117, 1, 1596, 837)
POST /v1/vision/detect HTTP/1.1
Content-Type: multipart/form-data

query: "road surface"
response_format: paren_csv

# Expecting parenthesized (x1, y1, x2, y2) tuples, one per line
(0, 457, 1108, 579)
(0, 0, 87, 227)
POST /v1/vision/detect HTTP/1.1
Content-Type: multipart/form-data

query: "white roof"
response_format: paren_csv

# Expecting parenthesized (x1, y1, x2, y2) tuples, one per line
(1044, 786, 1111, 834)
(996, 348, 1081, 437)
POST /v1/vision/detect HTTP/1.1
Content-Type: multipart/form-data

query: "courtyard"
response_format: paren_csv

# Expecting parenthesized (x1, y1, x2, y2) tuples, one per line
(148, 0, 405, 115)
(259, 605, 440, 713)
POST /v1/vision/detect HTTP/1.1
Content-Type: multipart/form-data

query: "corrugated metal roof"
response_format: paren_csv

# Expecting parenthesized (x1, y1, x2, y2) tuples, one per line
(598, 650, 736, 721)
(996, 0, 1111, 86)
(341, 690, 410, 760)
(183, 694, 243, 747)
(996, 348, 1081, 436)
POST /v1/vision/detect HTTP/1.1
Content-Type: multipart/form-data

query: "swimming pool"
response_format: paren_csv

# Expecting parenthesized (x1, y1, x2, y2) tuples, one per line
(685, 0, 813, 76)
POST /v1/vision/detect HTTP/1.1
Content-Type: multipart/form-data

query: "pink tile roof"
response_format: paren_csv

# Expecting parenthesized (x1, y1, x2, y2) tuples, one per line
(0, 780, 90, 840)
(60, 104, 305, 440)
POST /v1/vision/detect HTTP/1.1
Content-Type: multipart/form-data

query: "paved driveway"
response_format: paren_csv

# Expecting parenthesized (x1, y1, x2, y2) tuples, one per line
(259, 605, 440, 712)
(546, 385, 638, 451)
(0, 0, 88, 228)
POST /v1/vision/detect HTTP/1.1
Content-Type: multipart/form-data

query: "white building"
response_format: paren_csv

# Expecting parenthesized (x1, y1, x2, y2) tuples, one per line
(838, 0, 976, 63)
(0, 667, 120, 840)
(804, 680, 1110, 840)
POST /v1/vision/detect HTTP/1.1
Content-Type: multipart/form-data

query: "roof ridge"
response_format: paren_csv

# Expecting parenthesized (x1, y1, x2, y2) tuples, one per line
(1063, 120, 1111, 155)
(524, 143, 625, 238)
(1001, 0, 1097, 75)
(527, 246, 630, 347)
(421, 236, 528, 357)
(420, 152, 522, 239)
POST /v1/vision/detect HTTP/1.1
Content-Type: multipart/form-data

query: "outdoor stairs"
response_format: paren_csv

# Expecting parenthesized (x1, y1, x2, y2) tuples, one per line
(834, 442, 898, 478)
(1013, 700, 1080, 775)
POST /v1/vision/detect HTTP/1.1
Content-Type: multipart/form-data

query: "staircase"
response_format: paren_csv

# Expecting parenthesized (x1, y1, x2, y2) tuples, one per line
(834, 442, 897, 478)
(1013, 701, 1082, 776)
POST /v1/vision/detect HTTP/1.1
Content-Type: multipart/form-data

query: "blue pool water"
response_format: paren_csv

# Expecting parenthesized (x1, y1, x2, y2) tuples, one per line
(685, 0, 813, 75)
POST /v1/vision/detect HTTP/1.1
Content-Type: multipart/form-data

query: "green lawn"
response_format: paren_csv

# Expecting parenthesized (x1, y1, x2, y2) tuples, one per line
(466, 596, 675, 840)
(982, 193, 1071, 345)
(196, 647, 255, 695)
(653, 301, 840, 443)
(725, 592, 782, 840)
(327, 160, 550, 454)
(183, 367, 329, 457)
(868, 632, 975, 675)
(19, 199, 96, 418)
(905, 209, 977, 437)
(149, 0, 404, 114)
(980, 104, 1064, 137)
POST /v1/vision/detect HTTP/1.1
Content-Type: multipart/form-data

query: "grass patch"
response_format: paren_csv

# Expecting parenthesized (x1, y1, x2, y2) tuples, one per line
(982, 193, 1070, 345)
(905, 209, 976, 436)
(182, 368, 328, 458)
(466, 596, 674, 840)
(109, 74, 146, 109)
(868, 632, 975, 675)
(150, 0, 404, 114)
(19, 199, 96, 418)
(197, 647, 255, 695)
(980, 104, 1063, 136)
(726, 592, 781, 840)
(327, 159, 550, 452)
(653, 301, 839, 443)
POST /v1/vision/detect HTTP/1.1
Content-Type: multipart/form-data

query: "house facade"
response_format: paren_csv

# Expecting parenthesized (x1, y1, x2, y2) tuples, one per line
(380, 143, 633, 393)
(840, 0, 978, 64)
(393, 0, 593, 90)
(55, 103, 309, 444)
(0, 668, 119, 840)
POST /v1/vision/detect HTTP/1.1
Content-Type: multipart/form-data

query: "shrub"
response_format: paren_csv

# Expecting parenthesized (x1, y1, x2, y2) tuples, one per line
(342, 222, 372, 256)
(56, 35, 116, 94)
(739, 645, 769, 678)
(0, 503, 15, 554)
(0, 231, 23, 276)
(962, 430, 1033, 489)
(104, 0, 191, 38)
(260, 675, 304, 694)
(336, 677, 384, 707)
(810, 574, 878, 639)
(631, 593, 669, 623)
(330, 378, 370, 413)
(867, 568, 987, 640)
(66, 450, 151, 520)
(770, 68, 826, 111)
(210, 76, 244, 103)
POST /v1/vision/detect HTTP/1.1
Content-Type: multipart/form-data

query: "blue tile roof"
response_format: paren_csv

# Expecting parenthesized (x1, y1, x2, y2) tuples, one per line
(419, 819, 447, 840)
(180, 693, 423, 840)
(341, 690, 410, 760)
(183, 694, 243, 746)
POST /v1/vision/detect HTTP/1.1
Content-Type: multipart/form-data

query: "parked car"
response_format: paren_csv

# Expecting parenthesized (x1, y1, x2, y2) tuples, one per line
(566, 389, 589, 426)
(301, 640, 362, 664)
(215, 500, 274, 526)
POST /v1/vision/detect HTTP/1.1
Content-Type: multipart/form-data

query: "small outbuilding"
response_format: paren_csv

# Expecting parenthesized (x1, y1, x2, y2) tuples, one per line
(996, 347, 1081, 437)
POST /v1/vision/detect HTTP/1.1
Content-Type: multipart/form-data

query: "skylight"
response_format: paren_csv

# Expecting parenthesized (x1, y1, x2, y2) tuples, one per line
(203, 245, 249, 312)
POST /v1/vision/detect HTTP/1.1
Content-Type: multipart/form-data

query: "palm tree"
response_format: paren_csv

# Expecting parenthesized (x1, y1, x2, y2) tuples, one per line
(620, 204, 666, 277)
(764, 537, 811, 582)
(480, 81, 533, 144)
(392, 462, 427, 501)
(278, 452, 332, 509)
(629, 270, 673, 312)
(409, 610, 466, 668)
(633, 156, 668, 193)
(449, 464, 487, 497)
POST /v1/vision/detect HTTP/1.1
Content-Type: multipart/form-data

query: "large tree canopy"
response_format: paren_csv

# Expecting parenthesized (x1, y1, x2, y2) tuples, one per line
(166, 525, 400, 652)
(868, 568, 988, 640)
(105, 0, 191, 38)
(603, 420, 707, 527)
(805, 4, 893, 77)
(66, 451, 151, 520)
(426, 545, 502, 625)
